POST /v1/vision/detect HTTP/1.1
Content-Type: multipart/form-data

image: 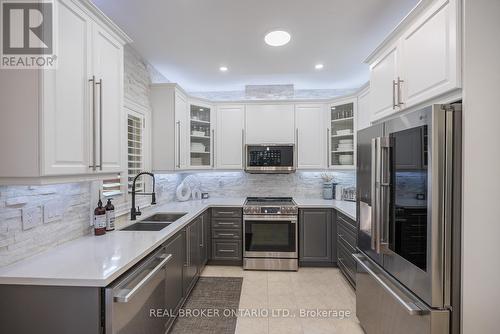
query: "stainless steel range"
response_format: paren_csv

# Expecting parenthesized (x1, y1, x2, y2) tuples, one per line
(243, 197, 298, 271)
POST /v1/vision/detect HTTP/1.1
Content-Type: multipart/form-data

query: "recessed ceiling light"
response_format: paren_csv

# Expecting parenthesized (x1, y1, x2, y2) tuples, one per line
(315, 63, 324, 70)
(264, 30, 291, 47)
(219, 66, 228, 72)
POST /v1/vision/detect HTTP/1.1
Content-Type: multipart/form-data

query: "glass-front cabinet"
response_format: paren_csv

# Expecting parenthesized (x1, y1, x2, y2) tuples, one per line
(188, 101, 215, 168)
(328, 99, 357, 169)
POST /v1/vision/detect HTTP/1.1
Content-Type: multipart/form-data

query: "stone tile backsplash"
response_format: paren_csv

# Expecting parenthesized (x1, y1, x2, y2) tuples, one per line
(174, 171, 355, 199)
(0, 183, 92, 267)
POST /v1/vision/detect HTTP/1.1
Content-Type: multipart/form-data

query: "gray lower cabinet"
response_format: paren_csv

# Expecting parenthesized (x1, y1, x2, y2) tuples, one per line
(210, 207, 243, 264)
(336, 212, 357, 288)
(199, 210, 210, 268)
(0, 285, 101, 334)
(183, 218, 201, 296)
(164, 232, 185, 331)
(299, 209, 336, 265)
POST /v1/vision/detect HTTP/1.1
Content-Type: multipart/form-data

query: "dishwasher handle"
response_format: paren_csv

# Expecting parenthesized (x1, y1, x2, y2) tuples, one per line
(114, 253, 172, 303)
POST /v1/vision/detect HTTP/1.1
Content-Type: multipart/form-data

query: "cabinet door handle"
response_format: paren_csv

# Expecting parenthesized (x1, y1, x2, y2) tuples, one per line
(200, 218, 204, 247)
(397, 77, 404, 107)
(176, 121, 181, 168)
(185, 228, 190, 267)
(242, 129, 245, 168)
(392, 80, 398, 110)
(212, 129, 215, 168)
(219, 249, 235, 253)
(326, 128, 330, 167)
(96, 78, 103, 170)
(89, 76, 96, 171)
(218, 233, 235, 237)
(295, 128, 299, 167)
(217, 222, 235, 226)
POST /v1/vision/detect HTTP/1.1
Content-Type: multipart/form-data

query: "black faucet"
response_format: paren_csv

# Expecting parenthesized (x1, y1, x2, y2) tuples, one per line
(131, 172, 157, 220)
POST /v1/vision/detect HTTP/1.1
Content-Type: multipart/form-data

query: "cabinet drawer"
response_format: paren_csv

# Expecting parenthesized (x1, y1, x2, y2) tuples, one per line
(338, 239, 356, 269)
(337, 222, 356, 251)
(212, 229, 242, 240)
(337, 212, 356, 229)
(212, 241, 242, 260)
(337, 241, 356, 285)
(212, 218, 242, 230)
(338, 256, 356, 287)
(212, 208, 242, 218)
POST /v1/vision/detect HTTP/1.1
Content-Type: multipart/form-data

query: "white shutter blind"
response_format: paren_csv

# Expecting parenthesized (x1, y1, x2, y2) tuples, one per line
(128, 114, 144, 193)
(102, 175, 122, 197)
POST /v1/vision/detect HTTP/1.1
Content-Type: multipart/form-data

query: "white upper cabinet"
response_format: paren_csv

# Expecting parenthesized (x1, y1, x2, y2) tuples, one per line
(187, 100, 215, 169)
(150, 84, 187, 172)
(357, 86, 371, 130)
(367, 0, 461, 122)
(0, 0, 130, 184)
(328, 99, 357, 169)
(42, 0, 92, 175)
(216, 105, 245, 169)
(400, 0, 460, 108)
(92, 23, 124, 173)
(174, 91, 189, 170)
(245, 104, 295, 144)
(295, 104, 327, 169)
(369, 43, 399, 121)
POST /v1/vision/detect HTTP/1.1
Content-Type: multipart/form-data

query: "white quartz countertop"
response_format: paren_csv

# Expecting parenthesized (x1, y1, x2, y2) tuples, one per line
(294, 198, 356, 220)
(0, 197, 356, 287)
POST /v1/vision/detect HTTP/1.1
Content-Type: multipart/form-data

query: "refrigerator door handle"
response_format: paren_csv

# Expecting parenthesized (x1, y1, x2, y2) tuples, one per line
(379, 136, 391, 252)
(374, 137, 383, 254)
(370, 138, 378, 252)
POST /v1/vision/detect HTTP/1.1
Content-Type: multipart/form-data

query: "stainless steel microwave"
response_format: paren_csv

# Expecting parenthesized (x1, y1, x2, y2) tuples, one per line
(245, 144, 295, 173)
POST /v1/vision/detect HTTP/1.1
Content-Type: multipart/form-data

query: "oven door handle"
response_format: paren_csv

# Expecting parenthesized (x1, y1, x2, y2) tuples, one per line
(113, 253, 172, 303)
(243, 215, 298, 222)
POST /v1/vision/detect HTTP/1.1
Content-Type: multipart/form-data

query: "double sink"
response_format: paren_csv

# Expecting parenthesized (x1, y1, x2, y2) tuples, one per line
(121, 213, 187, 231)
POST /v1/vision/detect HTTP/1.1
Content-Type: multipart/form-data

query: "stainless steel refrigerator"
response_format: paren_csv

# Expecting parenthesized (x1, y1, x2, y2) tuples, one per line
(354, 103, 462, 334)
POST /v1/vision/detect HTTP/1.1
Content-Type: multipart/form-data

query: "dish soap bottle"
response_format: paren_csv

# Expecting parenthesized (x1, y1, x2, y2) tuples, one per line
(105, 198, 115, 231)
(93, 194, 106, 236)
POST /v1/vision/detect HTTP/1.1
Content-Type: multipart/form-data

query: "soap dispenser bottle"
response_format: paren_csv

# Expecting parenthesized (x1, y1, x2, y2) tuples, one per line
(105, 198, 115, 231)
(93, 193, 106, 236)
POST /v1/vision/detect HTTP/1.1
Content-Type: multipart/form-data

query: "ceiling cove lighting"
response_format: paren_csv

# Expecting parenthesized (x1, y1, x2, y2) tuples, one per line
(315, 63, 324, 70)
(219, 66, 228, 72)
(264, 30, 291, 47)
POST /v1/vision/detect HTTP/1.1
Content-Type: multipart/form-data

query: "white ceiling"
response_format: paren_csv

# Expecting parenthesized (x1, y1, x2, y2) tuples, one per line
(92, 0, 419, 92)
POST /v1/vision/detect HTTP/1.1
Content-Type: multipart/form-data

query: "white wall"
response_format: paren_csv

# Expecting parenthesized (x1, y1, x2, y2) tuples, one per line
(462, 1, 500, 333)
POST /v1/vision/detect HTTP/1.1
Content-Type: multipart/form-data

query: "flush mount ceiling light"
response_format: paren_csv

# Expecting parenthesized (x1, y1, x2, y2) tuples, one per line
(264, 30, 291, 47)
(219, 66, 228, 72)
(315, 63, 324, 70)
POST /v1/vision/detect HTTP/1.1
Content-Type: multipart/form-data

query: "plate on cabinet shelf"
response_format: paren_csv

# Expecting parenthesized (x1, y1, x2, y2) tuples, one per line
(332, 133, 353, 138)
(332, 150, 354, 153)
(191, 119, 210, 124)
(336, 129, 352, 135)
(191, 135, 211, 139)
(331, 117, 354, 123)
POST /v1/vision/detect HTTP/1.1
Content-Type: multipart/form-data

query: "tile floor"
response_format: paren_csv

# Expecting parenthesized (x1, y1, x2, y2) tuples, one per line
(200, 266, 365, 334)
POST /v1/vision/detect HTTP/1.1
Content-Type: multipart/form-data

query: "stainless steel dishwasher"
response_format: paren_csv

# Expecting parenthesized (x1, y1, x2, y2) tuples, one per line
(105, 246, 172, 334)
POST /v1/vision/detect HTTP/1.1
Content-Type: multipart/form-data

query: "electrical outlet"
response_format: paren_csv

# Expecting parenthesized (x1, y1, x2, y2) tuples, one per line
(43, 201, 63, 224)
(22, 206, 42, 230)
